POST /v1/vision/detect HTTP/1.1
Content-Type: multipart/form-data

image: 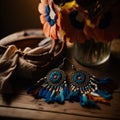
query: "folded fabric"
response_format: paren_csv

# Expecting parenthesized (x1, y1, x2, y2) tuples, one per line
(0, 45, 19, 93)
(0, 34, 65, 94)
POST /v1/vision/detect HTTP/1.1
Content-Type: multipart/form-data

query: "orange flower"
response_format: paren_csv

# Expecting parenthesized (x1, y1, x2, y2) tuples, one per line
(60, 1, 86, 43)
(39, 0, 119, 42)
(93, 12, 116, 42)
(84, 11, 117, 42)
(38, 0, 60, 40)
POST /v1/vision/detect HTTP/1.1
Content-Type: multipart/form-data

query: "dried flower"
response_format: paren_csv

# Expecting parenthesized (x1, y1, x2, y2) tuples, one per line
(59, 0, 86, 43)
(38, 0, 60, 40)
(38, 0, 119, 42)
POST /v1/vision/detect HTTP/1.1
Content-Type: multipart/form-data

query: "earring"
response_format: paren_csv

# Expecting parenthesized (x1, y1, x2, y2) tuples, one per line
(27, 58, 69, 104)
(66, 63, 112, 108)
(27, 58, 113, 108)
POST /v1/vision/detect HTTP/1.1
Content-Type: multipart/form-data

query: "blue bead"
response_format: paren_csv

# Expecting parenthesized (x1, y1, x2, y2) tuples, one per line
(73, 72, 85, 85)
(49, 71, 62, 84)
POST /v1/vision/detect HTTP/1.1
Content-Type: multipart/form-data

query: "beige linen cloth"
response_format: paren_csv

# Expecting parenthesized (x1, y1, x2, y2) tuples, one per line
(0, 45, 19, 93)
(0, 41, 52, 94)
(0, 38, 64, 94)
(0, 44, 51, 94)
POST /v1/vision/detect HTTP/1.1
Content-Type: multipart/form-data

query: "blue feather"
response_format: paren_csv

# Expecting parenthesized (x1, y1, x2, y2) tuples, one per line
(45, 90, 55, 103)
(66, 90, 79, 100)
(38, 87, 45, 98)
(49, 90, 56, 102)
(99, 77, 112, 84)
(53, 95, 61, 102)
(26, 87, 34, 94)
(88, 100, 99, 108)
(79, 94, 99, 108)
(97, 89, 112, 99)
(66, 91, 75, 100)
(52, 89, 65, 103)
(50, 90, 55, 98)
(45, 90, 52, 99)
(93, 76, 112, 84)
(42, 88, 49, 98)
(79, 94, 88, 106)
(63, 86, 69, 97)
(60, 89, 64, 103)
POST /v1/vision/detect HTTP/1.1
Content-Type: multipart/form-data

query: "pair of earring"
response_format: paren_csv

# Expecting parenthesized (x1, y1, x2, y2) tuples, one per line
(27, 58, 112, 108)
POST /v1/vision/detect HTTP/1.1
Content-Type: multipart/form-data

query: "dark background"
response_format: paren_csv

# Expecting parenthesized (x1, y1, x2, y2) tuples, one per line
(0, 0, 42, 39)
(0, 0, 120, 39)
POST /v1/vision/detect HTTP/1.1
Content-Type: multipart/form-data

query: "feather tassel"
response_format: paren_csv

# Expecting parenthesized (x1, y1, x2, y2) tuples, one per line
(66, 90, 79, 101)
(38, 87, 45, 98)
(87, 93, 108, 103)
(46, 90, 55, 103)
(97, 89, 112, 99)
(79, 94, 99, 108)
(99, 77, 112, 84)
(42, 87, 49, 97)
(59, 88, 65, 103)
(66, 91, 75, 100)
(26, 81, 41, 94)
(79, 94, 88, 106)
(63, 85, 69, 97)
(53, 95, 61, 103)
(30, 87, 41, 97)
(92, 76, 112, 84)
(26, 66, 113, 108)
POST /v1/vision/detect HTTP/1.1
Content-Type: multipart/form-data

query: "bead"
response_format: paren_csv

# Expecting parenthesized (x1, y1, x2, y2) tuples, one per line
(78, 76, 82, 80)
(54, 75, 58, 79)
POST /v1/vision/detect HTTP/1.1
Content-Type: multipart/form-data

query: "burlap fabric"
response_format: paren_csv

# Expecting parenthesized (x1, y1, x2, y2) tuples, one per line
(0, 30, 65, 93)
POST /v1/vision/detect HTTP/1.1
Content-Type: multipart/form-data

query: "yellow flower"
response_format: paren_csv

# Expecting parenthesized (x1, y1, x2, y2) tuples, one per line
(60, 0, 86, 43)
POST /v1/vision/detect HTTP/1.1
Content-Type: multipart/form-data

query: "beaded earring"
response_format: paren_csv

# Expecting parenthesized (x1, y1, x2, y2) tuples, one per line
(27, 58, 69, 104)
(66, 63, 112, 108)
(27, 58, 113, 108)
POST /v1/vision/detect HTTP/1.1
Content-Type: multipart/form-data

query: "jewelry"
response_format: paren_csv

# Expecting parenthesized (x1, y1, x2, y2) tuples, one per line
(27, 58, 112, 108)
(27, 58, 69, 104)
(66, 62, 112, 108)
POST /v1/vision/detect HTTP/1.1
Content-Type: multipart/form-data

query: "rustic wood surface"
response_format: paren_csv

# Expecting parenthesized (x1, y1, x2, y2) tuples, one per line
(0, 30, 120, 120)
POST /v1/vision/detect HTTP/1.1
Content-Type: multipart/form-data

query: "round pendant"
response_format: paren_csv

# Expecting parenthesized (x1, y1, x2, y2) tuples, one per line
(71, 70, 89, 88)
(70, 70, 97, 94)
(46, 68, 66, 86)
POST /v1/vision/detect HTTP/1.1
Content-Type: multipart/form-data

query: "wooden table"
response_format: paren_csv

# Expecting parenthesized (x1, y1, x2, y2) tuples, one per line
(0, 30, 120, 120)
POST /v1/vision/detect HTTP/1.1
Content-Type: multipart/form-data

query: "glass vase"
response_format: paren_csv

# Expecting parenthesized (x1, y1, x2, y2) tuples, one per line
(74, 40, 111, 67)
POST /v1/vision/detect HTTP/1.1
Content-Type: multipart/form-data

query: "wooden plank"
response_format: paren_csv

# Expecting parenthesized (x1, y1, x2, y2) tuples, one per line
(0, 91, 120, 120)
(0, 107, 116, 120)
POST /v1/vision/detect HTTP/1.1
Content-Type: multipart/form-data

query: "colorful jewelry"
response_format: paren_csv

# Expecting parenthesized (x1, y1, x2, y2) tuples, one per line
(27, 58, 69, 104)
(27, 58, 112, 108)
(66, 64, 112, 108)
